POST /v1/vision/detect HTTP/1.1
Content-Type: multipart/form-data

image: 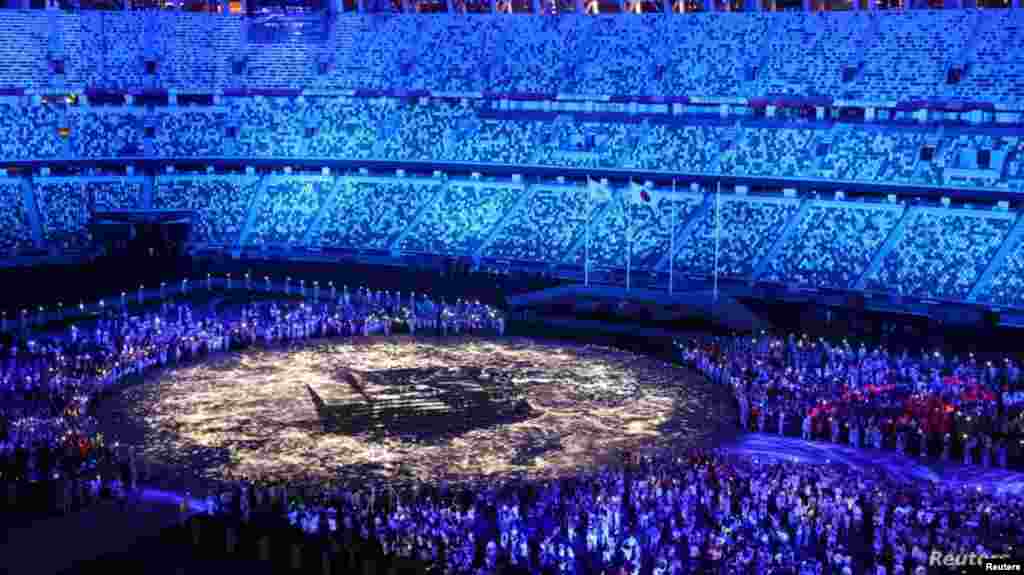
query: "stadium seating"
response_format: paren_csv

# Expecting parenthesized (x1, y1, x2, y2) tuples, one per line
(853, 10, 973, 102)
(817, 127, 882, 182)
(236, 97, 306, 158)
(0, 104, 63, 161)
(392, 99, 465, 163)
(565, 189, 702, 271)
(396, 17, 497, 93)
(484, 184, 596, 264)
(762, 200, 903, 290)
(756, 12, 870, 97)
(316, 16, 402, 91)
(979, 235, 1024, 308)
(485, 16, 581, 95)
(817, 127, 935, 185)
(459, 116, 545, 166)
(76, 12, 147, 91)
(0, 10, 1022, 314)
(71, 110, 145, 158)
(1007, 137, 1024, 192)
(86, 178, 144, 212)
(316, 177, 443, 251)
(0, 180, 34, 253)
(245, 43, 318, 90)
(153, 109, 228, 158)
(723, 127, 818, 178)
(0, 11, 1022, 106)
(953, 10, 1024, 108)
(247, 176, 335, 247)
(572, 16, 658, 97)
(306, 97, 382, 160)
(0, 11, 49, 91)
(400, 180, 522, 256)
(534, 118, 632, 169)
(153, 13, 243, 90)
(864, 207, 1013, 301)
(658, 14, 772, 98)
(0, 96, 1013, 198)
(628, 123, 733, 174)
(672, 195, 799, 279)
(154, 175, 259, 246)
(34, 180, 90, 250)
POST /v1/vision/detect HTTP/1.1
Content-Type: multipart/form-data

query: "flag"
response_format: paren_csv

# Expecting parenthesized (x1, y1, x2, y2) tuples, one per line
(588, 178, 611, 202)
(629, 181, 652, 205)
(586, 177, 608, 288)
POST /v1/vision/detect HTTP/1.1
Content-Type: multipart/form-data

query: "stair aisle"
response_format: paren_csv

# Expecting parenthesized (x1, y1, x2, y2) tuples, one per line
(854, 204, 913, 291)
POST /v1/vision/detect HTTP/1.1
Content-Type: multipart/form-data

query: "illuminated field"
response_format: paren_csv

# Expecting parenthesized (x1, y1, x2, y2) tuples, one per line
(112, 336, 730, 486)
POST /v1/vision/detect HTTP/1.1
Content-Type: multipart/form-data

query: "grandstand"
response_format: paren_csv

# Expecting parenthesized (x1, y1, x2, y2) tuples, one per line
(0, 9, 1021, 316)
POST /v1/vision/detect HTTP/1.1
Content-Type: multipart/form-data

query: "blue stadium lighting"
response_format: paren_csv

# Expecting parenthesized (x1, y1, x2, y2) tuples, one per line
(0, 7, 1022, 575)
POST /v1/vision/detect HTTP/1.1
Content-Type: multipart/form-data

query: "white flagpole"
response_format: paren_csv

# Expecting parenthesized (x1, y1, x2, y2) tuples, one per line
(585, 177, 591, 288)
(626, 180, 632, 292)
(669, 179, 675, 295)
(714, 181, 721, 303)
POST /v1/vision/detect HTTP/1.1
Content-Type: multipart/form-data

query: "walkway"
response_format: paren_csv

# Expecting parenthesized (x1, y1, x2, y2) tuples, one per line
(725, 433, 1024, 495)
(0, 488, 203, 575)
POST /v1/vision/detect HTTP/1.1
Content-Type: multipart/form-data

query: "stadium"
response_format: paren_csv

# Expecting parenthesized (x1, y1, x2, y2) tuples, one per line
(1, 2, 1024, 575)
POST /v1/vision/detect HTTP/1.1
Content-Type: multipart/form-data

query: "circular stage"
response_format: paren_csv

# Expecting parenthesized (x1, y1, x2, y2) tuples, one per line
(102, 336, 734, 486)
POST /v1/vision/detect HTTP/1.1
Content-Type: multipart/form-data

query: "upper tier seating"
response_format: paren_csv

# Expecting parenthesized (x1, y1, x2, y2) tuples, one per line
(755, 12, 870, 98)
(853, 11, 973, 102)
(75, 12, 147, 91)
(0, 11, 1018, 104)
(0, 11, 48, 90)
(485, 16, 580, 95)
(657, 14, 773, 99)
(953, 10, 1024, 108)
(153, 13, 243, 90)
(245, 42, 318, 90)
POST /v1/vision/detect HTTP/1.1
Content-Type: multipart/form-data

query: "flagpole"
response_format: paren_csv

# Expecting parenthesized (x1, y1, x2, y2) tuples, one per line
(626, 180, 632, 292)
(714, 180, 721, 304)
(669, 179, 675, 296)
(585, 177, 591, 288)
